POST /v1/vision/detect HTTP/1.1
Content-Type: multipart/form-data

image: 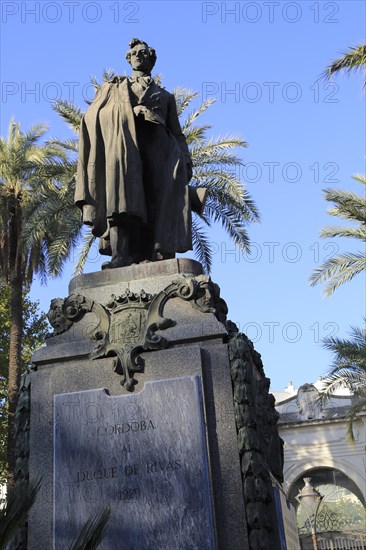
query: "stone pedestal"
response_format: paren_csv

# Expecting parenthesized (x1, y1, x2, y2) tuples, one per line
(28, 259, 249, 549)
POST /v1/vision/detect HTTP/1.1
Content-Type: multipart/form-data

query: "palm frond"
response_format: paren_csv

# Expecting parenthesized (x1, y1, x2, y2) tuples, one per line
(90, 74, 100, 92)
(194, 135, 248, 153)
(21, 176, 82, 281)
(46, 230, 80, 277)
(70, 508, 111, 550)
(47, 137, 79, 153)
(191, 217, 212, 273)
(204, 177, 260, 224)
(191, 168, 245, 204)
(319, 371, 363, 401)
(310, 252, 365, 295)
(7, 118, 19, 142)
(205, 200, 251, 252)
(0, 479, 41, 548)
(22, 123, 49, 147)
(320, 326, 366, 390)
(102, 68, 116, 82)
(184, 125, 212, 145)
(153, 73, 163, 87)
(26, 243, 48, 286)
(173, 88, 199, 116)
(73, 228, 97, 275)
(320, 225, 366, 241)
(89, 69, 117, 93)
(345, 397, 366, 443)
(323, 44, 366, 85)
(323, 325, 366, 363)
(323, 187, 366, 224)
(310, 176, 366, 295)
(181, 99, 216, 133)
(352, 173, 366, 185)
(319, 323, 366, 442)
(192, 152, 245, 169)
(53, 100, 83, 133)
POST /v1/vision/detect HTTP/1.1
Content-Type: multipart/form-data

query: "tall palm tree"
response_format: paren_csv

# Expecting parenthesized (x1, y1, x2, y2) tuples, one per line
(320, 324, 366, 442)
(0, 120, 77, 486)
(314, 44, 366, 438)
(53, 73, 259, 273)
(309, 175, 366, 296)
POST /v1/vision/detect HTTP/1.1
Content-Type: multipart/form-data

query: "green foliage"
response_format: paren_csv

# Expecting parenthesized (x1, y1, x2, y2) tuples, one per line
(0, 479, 41, 549)
(319, 324, 366, 442)
(323, 44, 366, 86)
(312, 44, 366, 295)
(329, 497, 366, 527)
(0, 119, 78, 284)
(52, 101, 84, 134)
(310, 175, 366, 296)
(312, 45, 366, 445)
(298, 493, 366, 534)
(0, 482, 109, 550)
(0, 119, 77, 483)
(73, 226, 97, 276)
(176, 88, 259, 272)
(0, 285, 48, 373)
(70, 508, 111, 550)
(0, 283, 48, 484)
(53, 74, 259, 273)
(22, 175, 82, 281)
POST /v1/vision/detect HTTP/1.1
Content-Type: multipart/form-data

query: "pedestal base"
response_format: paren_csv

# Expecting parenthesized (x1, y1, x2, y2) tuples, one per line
(28, 260, 249, 549)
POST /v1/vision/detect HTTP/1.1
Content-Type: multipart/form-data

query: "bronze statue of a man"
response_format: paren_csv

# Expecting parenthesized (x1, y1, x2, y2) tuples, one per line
(75, 38, 194, 269)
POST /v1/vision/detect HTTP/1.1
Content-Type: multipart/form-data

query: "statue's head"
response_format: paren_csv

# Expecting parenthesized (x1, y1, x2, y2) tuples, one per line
(126, 38, 157, 73)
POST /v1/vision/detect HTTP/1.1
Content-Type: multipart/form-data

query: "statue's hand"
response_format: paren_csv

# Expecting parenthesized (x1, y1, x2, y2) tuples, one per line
(133, 106, 163, 125)
(133, 105, 147, 117)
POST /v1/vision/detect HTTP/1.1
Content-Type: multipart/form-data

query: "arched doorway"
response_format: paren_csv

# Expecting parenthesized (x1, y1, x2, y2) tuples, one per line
(289, 468, 366, 550)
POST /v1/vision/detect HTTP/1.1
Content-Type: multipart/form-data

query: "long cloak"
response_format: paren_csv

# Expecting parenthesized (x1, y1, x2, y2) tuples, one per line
(75, 77, 192, 255)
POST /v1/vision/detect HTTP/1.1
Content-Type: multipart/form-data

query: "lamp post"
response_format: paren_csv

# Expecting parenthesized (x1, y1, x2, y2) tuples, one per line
(296, 477, 324, 550)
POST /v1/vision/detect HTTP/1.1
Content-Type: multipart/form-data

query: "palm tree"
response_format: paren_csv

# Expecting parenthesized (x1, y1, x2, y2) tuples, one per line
(314, 45, 366, 439)
(0, 120, 77, 486)
(320, 324, 366, 442)
(309, 175, 366, 296)
(53, 73, 259, 273)
(323, 44, 366, 86)
(312, 45, 366, 294)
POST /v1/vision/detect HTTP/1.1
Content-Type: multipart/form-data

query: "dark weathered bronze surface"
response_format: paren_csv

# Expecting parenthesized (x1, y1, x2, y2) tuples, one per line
(75, 38, 194, 269)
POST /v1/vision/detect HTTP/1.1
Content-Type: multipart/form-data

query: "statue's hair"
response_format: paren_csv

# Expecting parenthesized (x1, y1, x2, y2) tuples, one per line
(126, 38, 157, 70)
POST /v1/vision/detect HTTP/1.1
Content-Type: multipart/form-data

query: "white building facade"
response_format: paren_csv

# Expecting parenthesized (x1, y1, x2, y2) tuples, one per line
(274, 381, 366, 547)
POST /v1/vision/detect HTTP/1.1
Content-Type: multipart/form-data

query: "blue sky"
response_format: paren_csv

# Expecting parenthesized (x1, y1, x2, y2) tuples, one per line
(1, 0, 365, 390)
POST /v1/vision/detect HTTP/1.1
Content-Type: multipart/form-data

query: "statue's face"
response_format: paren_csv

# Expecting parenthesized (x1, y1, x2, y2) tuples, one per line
(129, 43, 151, 72)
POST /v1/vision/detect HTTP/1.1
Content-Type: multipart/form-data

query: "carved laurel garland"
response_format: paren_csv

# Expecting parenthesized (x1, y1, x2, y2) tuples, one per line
(227, 325, 284, 550)
(12, 372, 32, 550)
(47, 275, 227, 391)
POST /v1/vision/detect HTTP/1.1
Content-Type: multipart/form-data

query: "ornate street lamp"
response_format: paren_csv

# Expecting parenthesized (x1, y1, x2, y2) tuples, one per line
(296, 477, 324, 550)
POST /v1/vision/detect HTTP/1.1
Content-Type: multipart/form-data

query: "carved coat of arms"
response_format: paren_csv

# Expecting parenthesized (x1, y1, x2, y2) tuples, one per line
(47, 276, 227, 391)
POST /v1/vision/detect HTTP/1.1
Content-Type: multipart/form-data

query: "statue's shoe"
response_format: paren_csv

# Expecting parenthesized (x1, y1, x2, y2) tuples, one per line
(101, 256, 131, 270)
(154, 251, 175, 261)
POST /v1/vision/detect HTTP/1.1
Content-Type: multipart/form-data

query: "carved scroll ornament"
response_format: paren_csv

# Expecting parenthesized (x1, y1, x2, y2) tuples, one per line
(47, 276, 227, 391)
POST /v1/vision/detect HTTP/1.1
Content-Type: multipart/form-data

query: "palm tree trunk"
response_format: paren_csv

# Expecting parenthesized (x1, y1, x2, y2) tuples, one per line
(6, 271, 23, 489)
(6, 196, 23, 489)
